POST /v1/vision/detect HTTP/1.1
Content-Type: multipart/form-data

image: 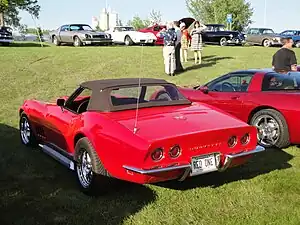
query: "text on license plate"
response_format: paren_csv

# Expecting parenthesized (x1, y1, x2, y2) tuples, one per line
(191, 154, 218, 176)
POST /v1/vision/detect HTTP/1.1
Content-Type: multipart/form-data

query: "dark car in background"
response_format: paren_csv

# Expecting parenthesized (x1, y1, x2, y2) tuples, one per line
(0, 26, 13, 46)
(280, 30, 300, 48)
(246, 28, 282, 47)
(201, 24, 246, 46)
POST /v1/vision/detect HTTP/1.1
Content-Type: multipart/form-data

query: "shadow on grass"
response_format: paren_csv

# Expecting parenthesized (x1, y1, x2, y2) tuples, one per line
(155, 147, 293, 190)
(177, 55, 234, 74)
(9, 42, 51, 47)
(0, 123, 156, 225)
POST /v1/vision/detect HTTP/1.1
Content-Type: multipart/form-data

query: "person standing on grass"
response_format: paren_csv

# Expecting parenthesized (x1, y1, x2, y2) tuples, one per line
(157, 21, 177, 76)
(180, 22, 191, 63)
(190, 21, 207, 64)
(272, 36, 298, 73)
(173, 21, 184, 73)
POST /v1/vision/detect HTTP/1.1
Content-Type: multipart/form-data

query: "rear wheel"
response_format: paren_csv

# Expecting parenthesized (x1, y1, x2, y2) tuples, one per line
(75, 137, 110, 195)
(52, 36, 61, 46)
(295, 41, 300, 48)
(19, 113, 37, 147)
(250, 109, 290, 148)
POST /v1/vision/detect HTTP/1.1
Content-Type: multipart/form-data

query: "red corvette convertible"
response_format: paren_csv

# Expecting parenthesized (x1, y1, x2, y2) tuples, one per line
(139, 24, 166, 45)
(179, 69, 300, 149)
(19, 78, 264, 194)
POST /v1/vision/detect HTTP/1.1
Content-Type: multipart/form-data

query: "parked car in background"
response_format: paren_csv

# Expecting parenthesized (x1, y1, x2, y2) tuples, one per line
(280, 30, 300, 48)
(246, 28, 282, 47)
(49, 24, 112, 47)
(19, 78, 264, 195)
(200, 24, 246, 46)
(0, 26, 13, 46)
(106, 26, 157, 46)
(138, 24, 166, 45)
(179, 69, 300, 149)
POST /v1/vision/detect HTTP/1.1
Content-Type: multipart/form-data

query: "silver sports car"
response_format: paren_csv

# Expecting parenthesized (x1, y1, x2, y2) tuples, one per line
(49, 24, 112, 47)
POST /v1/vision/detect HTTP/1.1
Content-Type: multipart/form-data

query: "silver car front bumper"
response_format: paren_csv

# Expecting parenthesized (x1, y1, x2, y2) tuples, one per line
(123, 145, 265, 181)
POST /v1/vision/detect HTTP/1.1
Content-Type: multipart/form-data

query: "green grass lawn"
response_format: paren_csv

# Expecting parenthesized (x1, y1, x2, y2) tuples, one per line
(1, 42, 300, 225)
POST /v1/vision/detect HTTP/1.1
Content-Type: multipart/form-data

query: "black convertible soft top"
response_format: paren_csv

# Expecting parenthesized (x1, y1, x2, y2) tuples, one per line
(78, 78, 191, 112)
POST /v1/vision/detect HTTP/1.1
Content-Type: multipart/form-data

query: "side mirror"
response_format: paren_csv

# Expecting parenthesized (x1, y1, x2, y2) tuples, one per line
(57, 98, 65, 107)
(199, 86, 209, 94)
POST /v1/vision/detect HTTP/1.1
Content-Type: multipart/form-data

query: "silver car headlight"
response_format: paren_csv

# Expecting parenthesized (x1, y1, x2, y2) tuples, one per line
(106, 33, 111, 39)
(85, 34, 91, 38)
(229, 34, 233, 38)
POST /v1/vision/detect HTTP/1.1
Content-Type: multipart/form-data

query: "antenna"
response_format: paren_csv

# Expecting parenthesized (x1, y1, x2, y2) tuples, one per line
(133, 45, 144, 134)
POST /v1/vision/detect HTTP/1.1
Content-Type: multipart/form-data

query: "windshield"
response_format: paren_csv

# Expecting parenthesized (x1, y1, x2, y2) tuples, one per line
(262, 72, 300, 91)
(109, 84, 190, 108)
(114, 26, 135, 32)
(262, 29, 274, 34)
(70, 24, 93, 31)
(206, 25, 225, 32)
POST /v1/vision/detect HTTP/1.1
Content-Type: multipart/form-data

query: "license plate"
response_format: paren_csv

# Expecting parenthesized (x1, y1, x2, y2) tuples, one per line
(85, 41, 92, 44)
(190, 154, 218, 176)
(147, 40, 153, 43)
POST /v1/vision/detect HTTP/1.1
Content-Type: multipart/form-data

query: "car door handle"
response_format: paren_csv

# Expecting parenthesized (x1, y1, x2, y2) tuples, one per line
(231, 96, 240, 100)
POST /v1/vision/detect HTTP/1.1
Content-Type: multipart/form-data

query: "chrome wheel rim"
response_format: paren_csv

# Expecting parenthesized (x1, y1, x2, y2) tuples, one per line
(220, 38, 227, 46)
(20, 117, 31, 144)
(296, 42, 300, 48)
(125, 38, 130, 45)
(253, 115, 280, 147)
(77, 150, 93, 188)
(263, 40, 270, 47)
(74, 38, 80, 46)
(53, 37, 57, 45)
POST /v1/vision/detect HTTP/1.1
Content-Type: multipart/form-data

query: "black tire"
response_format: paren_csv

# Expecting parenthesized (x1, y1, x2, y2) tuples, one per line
(124, 35, 133, 46)
(19, 112, 37, 147)
(73, 36, 82, 47)
(250, 109, 290, 148)
(74, 137, 110, 195)
(219, 37, 227, 46)
(52, 35, 61, 46)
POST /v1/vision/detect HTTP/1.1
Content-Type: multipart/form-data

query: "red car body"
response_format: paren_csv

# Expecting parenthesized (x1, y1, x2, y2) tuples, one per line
(179, 69, 300, 148)
(19, 78, 264, 194)
(139, 24, 166, 45)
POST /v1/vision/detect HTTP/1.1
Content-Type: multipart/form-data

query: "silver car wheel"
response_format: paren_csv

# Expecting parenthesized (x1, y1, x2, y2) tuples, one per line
(220, 37, 227, 46)
(20, 117, 31, 145)
(263, 39, 270, 47)
(253, 115, 280, 147)
(296, 42, 300, 48)
(77, 150, 93, 188)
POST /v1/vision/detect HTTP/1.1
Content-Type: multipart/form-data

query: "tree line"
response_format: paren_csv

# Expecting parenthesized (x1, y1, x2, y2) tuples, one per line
(0, 0, 253, 32)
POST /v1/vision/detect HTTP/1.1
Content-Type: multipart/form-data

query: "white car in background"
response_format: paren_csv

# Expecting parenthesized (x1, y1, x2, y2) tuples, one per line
(106, 26, 157, 46)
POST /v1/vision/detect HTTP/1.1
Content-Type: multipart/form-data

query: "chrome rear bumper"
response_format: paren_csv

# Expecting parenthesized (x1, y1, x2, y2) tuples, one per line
(123, 145, 265, 180)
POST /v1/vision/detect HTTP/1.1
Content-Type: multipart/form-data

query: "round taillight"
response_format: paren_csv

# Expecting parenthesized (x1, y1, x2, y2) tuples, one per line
(151, 148, 163, 161)
(241, 133, 250, 145)
(228, 136, 237, 148)
(169, 145, 181, 158)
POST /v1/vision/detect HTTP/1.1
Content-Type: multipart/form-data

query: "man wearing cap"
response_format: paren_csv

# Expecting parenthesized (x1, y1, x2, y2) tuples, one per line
(173, 21, 184, 73)
(157, 21, 177, 76)
(272, 37, 298, 73)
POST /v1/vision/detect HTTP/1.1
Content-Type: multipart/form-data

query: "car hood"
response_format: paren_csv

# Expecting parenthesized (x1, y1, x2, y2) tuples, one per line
(107, 103, 248, 142)
(124, 31, 156, 39)
(75, 30, 107, 35)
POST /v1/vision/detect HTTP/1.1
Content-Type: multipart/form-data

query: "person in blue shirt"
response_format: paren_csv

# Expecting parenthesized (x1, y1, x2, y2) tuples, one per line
(157, 21, 177, 76)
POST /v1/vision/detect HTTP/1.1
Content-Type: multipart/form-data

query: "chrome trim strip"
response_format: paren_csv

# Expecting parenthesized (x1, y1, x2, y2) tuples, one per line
(218, 145, 265, 172)
(123, 145, 265, 178)
(39, 144, 75, 170)
(123, 164, 190, 174)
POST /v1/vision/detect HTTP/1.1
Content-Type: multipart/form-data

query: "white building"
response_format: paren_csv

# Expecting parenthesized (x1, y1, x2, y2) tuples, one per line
(99, 7, 118, 31)
(91, 16, 99, 29)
